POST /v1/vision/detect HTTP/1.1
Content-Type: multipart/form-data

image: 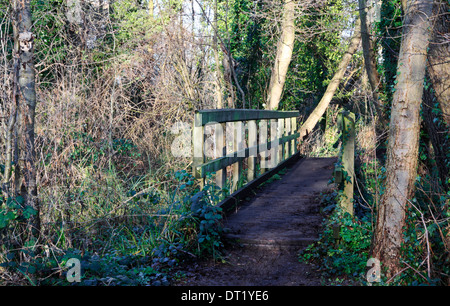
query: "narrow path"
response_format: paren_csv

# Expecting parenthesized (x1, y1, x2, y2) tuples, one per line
(177, 157, 337, 286)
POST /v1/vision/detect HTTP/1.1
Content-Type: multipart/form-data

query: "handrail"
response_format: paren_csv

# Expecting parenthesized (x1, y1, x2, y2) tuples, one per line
(192, 109, 300, 196)
(333, 110, 355, 216)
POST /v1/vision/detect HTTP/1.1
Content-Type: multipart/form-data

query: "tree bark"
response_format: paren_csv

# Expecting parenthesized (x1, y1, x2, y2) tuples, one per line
(266, 0, 296, 110)
(14, 0, 40, 243)
(371, 0, 433, 281)
(298, 18, 361, 141)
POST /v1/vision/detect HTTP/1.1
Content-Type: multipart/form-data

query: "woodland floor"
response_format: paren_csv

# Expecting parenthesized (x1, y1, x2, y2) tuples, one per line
(175, 157, 337, 286)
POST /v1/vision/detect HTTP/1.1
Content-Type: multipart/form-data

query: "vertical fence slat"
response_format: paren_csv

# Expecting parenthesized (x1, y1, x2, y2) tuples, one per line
(232, 121, 243, 193)
(284, 118, 291, 160)
(259, 119, 268, 174)
(291, 117, 297, 155)
(278, 118, 285, 163)
(215, 123, 226, 188)
(193, 113, 205, 189)
(248, 120, 257, 182)
(270, 119, 278, 169)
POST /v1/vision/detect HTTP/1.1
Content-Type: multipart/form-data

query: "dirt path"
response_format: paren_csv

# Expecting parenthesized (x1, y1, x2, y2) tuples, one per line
(176, 157, 337, 286)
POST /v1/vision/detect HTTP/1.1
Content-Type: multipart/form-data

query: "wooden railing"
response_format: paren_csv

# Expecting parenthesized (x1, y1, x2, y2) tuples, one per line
(333, 110, 355, 216)
(192, 109, 300, 205)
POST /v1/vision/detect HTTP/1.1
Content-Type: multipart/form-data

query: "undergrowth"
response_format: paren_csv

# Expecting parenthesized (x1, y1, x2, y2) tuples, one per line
(300, 116, 450, 286)
(0, 168, 226, 286)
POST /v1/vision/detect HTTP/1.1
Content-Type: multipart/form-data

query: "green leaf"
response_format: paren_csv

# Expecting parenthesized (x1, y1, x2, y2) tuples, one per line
(23, 206, 37, 219)
(15, 196, 25, 205)
(0, 215, 8, 228)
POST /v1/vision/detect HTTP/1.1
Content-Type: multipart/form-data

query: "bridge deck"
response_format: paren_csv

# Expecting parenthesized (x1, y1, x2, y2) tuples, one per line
(222, 157, 337, 248)
(177, 157, 337, 286)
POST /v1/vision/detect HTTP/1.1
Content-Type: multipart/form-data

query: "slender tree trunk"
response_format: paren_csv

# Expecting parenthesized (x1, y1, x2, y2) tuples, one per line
(14, 0, 40, 243)
(427, 0, 450, 127)
(426, 1, 450, 285)
(66, 0, 86, 49)
(213, 0, 224, 109)
(371, 0, 433, 281)
(422, 78, 449, 191)
(298, 18, 361, 141)
(148, 0, 154, 18)
(266, 0, 296, 110)
(358, 0, 381, 102)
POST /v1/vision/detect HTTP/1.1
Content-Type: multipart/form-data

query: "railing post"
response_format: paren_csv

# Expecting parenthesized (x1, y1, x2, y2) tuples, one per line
(232, 121, 243, 192)
(277, 118, 285, 163)
(248, 120, 257, 182)
(270, 119, 278, 169)
(259, 119, 268, 174)
(284, 118, 291, 160)
(291, 116, 297, 155)
(193, 112, 205, 189)
(215, 123, 226, 188)
(337, 111, 355, 216)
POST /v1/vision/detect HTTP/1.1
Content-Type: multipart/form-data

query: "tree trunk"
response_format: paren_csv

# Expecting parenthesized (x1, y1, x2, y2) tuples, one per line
(422, 79, 449, 191)
(14, 0, 40, 243)
(66, 0, 87, 49)
(298, 18, 361, 141)
(266, 0, 296, 110)
(213, 0, 224, 109)
(427, 0, 450, 127)
(371, 0, 433, 281)
(358, 0, 381, 103)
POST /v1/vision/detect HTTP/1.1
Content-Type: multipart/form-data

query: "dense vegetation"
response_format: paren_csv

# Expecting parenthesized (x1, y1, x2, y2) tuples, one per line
(0, 0, 448, 286)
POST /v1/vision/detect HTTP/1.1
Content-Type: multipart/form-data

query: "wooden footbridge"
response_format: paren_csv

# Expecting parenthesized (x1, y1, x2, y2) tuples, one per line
(191, 109, 355, 249)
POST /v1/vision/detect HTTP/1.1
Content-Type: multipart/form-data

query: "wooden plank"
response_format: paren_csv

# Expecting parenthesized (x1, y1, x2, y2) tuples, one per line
(195, 109, 299, 126)
(217, 153, 302, 214)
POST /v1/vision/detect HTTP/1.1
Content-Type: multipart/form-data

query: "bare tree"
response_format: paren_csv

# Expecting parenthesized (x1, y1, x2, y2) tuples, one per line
(266, 0, 296, 110)
(298, 17, 361, 141)
(371, 0, 433, 280)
